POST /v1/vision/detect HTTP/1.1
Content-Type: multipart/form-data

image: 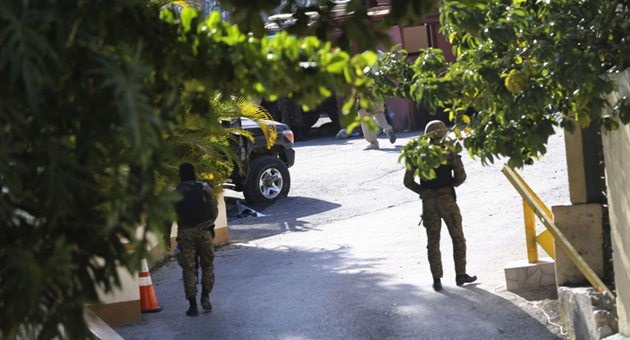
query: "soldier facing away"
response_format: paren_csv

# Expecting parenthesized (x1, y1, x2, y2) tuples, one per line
(165, 162, 219, 316)
(403, 120, 477, 291)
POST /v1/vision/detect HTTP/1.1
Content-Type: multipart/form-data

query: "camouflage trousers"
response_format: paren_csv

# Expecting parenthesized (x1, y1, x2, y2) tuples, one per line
(177, 225, 214, 299)
(421, 187, 467, 279)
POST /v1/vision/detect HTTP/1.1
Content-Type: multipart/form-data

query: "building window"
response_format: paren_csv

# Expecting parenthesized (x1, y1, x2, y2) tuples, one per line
(401, 25, 433, 54)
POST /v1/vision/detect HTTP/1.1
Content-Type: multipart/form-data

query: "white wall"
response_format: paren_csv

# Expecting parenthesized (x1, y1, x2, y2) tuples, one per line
(601, 68, 630, 335)
(94, 258, 140, 305)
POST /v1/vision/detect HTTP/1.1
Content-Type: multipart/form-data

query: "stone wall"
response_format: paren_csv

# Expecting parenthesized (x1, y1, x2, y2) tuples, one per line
(558, 287, 618, 339)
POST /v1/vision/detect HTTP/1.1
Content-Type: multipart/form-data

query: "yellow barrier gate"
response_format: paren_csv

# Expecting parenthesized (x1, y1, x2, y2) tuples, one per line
(502, 165, 615, 300)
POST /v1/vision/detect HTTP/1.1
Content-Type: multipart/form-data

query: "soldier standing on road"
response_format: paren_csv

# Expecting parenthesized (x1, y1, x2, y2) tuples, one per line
(165, 162, 219, 316)
(403, 120, 477, 291)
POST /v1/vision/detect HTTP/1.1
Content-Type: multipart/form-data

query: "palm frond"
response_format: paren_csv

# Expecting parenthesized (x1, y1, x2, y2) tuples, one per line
(165, 94, 280, 186)
(212, 94, 278, 148)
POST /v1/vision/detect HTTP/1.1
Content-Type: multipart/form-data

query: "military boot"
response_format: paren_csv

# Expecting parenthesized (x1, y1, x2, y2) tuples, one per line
(432, 278, 442, 292)
(201, 287, 212, 311)
(366, 142, 380, 150)
(186, 297, 198, 317)
(456, 274, 477, 286)
(386, 128, 397, 144)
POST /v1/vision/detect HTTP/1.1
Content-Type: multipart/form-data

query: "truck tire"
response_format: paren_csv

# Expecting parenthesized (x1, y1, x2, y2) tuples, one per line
(243, 156, 291, 203)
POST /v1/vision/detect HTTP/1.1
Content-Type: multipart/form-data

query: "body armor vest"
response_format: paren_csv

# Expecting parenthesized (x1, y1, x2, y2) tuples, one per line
(174, 182, 210, 228)
(420, 163, 453, 189)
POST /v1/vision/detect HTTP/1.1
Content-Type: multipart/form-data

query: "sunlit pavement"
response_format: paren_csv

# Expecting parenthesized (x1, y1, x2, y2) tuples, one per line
(115, 125, 569, 339)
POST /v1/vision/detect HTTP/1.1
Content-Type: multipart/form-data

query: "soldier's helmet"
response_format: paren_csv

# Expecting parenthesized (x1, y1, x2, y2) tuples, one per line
(425, 120, 448, 140)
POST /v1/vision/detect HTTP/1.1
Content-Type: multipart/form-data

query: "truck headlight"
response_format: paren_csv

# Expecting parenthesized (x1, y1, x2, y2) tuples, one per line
(281, 130, 294, 143)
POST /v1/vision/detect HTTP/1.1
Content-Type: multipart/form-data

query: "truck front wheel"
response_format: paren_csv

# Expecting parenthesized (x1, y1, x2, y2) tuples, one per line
(243, 156, 291, 203)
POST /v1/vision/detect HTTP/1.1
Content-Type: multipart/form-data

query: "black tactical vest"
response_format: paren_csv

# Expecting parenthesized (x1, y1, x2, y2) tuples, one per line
(420, 163, 453, 189)
(174, 182, 210, 228)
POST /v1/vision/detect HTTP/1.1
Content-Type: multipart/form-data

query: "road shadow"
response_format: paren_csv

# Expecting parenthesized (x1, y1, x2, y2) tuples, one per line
(225, 195, 342, 243)
(115, 244, 563, 340)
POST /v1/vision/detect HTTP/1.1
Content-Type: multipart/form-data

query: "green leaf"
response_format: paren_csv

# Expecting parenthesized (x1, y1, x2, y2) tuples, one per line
(342, 93, 357, 114)
(319, 87, 332, 98)
(160, 8, 176, 23)
(325, 54, 348, 73)
(206, 11, 222, 27)
(614, 96, 630, 125)
(362, 50, 379, 66)
(181, 8, 198, 33)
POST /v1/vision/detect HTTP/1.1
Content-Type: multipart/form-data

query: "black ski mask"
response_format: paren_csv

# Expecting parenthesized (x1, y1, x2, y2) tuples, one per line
(179, 162, 196, 182)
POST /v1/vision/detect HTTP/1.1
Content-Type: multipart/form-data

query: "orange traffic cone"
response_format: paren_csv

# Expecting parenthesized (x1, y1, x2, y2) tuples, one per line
(139, 257, 163, 313)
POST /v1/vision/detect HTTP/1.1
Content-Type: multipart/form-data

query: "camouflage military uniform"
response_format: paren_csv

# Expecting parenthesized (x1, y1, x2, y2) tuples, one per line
(177, 224, 216, 299)
(173, 182, 219, 299)
(404, 151, 468, 279)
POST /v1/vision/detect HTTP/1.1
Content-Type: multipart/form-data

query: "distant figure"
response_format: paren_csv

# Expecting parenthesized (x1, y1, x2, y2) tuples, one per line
(358, 100, 396, 150)
(276, 97, 308, 141)
(166, 163, 218, 316)
(403, 120, 476, 291)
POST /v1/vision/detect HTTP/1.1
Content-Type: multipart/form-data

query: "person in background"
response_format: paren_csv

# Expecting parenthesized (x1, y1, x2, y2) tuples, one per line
(403, 120, 477, 291)
(357, 100, 396, 149)
(165, 162, 218, 316)
(276, 97, 308, 141)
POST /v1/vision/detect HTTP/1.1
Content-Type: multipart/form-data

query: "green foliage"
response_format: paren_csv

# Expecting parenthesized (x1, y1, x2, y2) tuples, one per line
(222, 0, 436, 51)
(0, 1, 387, 338)
(4, 0, 629, 337)
(380, 0, 630, 176)
(399, 137, 461, 180)
(156, 7, 382, 111)
(166, 95, 276, 186)
(611, 96, 630, 126)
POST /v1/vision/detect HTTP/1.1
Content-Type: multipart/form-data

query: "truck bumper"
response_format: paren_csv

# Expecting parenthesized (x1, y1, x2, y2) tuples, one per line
(285, 149, 295, 168)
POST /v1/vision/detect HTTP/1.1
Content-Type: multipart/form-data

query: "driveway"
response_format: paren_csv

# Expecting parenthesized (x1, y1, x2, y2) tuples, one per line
(114, 126, 569, 339)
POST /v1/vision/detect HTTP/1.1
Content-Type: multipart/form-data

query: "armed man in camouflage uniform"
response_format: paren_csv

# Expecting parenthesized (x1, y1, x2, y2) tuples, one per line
(403, 120, 477, 291)
(165, 162, 219, 316)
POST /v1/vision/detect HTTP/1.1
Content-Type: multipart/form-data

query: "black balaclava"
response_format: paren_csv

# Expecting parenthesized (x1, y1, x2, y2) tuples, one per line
(179, 162, 196, 182)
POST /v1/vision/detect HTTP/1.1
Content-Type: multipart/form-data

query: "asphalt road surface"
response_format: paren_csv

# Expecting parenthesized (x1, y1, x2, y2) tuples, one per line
(115, 124, 570, 339)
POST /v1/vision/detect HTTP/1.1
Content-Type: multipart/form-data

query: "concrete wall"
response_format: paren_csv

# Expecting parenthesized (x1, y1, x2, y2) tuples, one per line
(85, 308, 125, 340)
(558, 287, 618, 339)
(564, 120, 590, 203)
(601, 68, 630, 335)
(213, 190, 229, 245)
(88, 258, 142, 327)
(89, 223, 167, 326)
(553, 204, 604, 286)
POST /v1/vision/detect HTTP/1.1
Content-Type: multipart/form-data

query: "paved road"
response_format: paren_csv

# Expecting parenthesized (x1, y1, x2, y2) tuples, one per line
(115, 125, 569, 339)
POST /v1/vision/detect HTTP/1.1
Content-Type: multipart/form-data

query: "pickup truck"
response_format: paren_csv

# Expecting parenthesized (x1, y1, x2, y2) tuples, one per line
(223, 118, 295, 203)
